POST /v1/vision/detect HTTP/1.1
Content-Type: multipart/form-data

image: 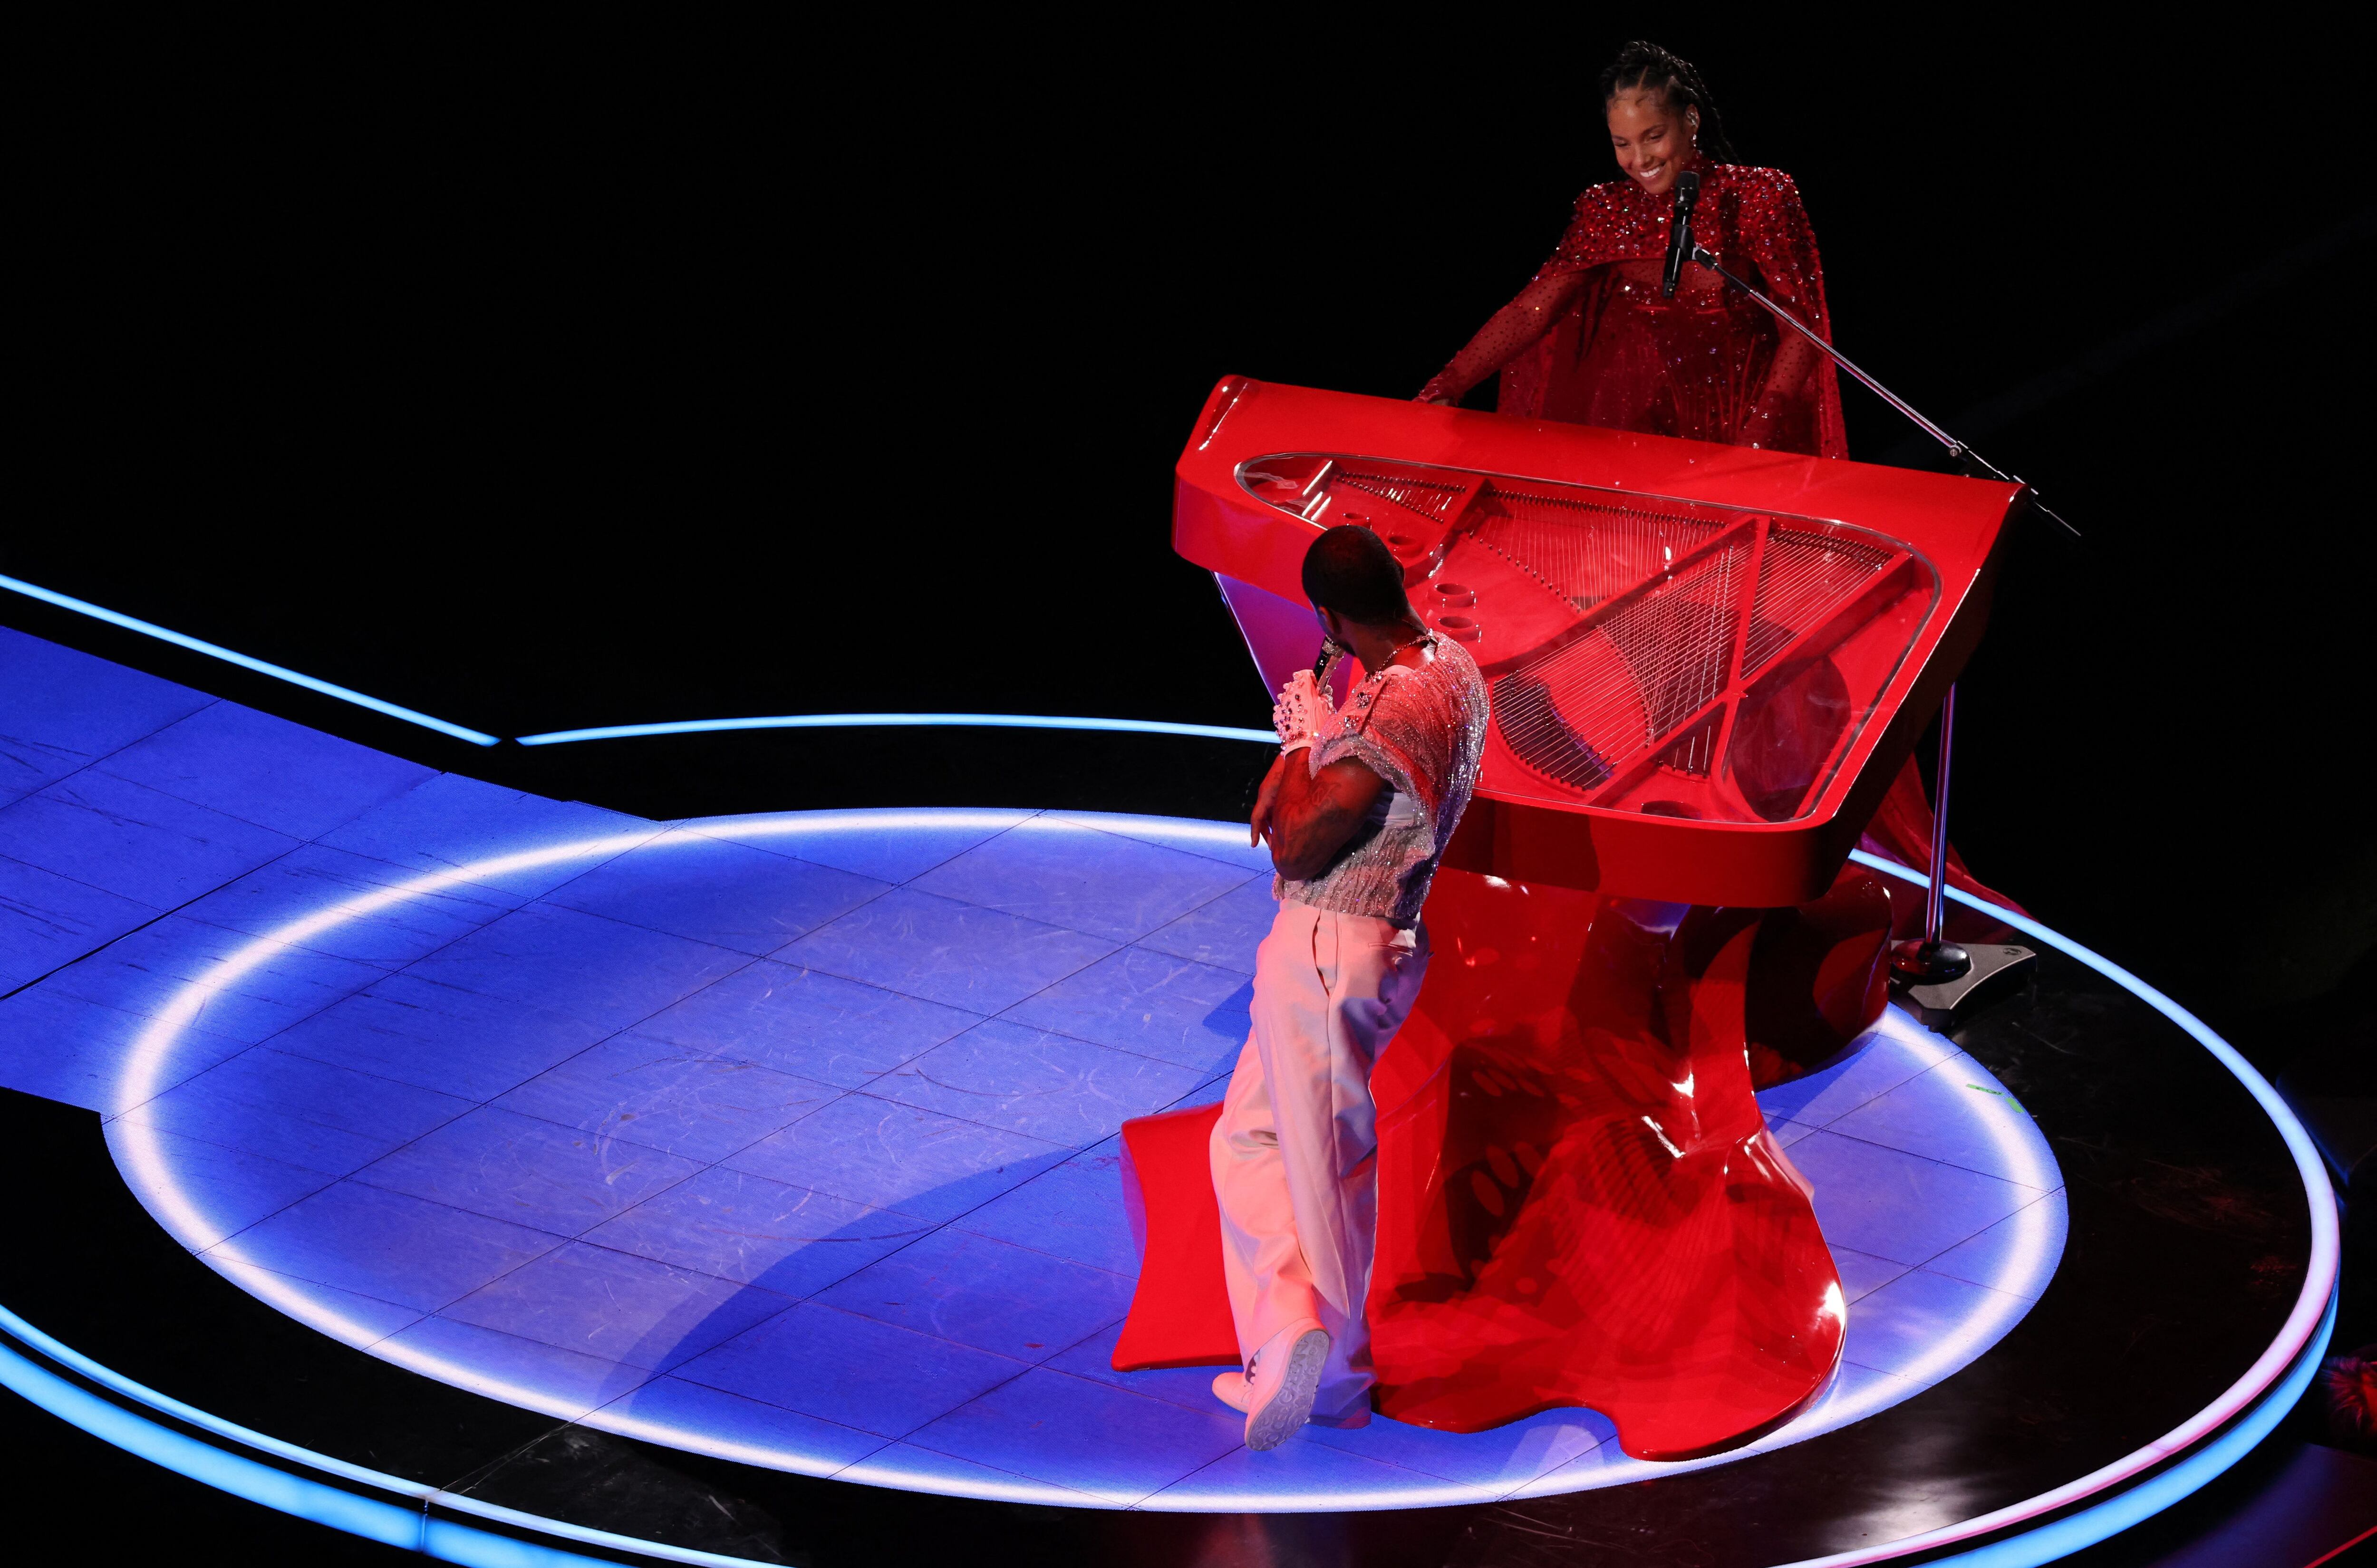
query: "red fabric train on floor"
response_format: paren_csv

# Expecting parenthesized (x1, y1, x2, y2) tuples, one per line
(1111, 381, 2030, 1459)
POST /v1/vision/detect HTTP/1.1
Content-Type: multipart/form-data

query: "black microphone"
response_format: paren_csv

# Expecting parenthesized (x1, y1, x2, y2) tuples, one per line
(1661, 170, 1701, 298)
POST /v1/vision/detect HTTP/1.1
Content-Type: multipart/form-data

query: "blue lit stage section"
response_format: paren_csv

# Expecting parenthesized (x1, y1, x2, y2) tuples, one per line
(0, 624, 2337, 1560)
(88, 809, 2062, 1510)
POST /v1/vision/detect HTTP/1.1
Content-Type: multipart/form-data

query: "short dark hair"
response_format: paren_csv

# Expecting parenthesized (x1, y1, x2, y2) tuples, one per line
(1302, 526, 1411, 625)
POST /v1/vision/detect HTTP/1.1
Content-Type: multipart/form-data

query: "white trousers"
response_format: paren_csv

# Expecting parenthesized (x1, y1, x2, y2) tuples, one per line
(1209, 901, 1430, 1424)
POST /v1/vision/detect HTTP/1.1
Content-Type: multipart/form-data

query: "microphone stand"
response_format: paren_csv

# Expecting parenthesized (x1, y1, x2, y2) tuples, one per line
(1686, 242, 2080, 539)
(1686, 241, 2065, 997)
(1897, 681, 1971, 987)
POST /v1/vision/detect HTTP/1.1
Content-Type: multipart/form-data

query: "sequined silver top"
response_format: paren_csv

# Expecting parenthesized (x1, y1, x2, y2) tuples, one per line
(1279, 636, 1490, 926)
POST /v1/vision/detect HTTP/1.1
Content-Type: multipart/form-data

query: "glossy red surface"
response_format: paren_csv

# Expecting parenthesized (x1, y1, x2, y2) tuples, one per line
(1362, 867, 1872, 1452)
(1112, 1105, 1240, 1372)
(1115, 865, 1891, 1454)
(1177, 378, 2025, 907)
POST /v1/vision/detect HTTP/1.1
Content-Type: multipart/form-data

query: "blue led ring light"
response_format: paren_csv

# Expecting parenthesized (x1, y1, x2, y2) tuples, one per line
(514, 713, 1278, 746)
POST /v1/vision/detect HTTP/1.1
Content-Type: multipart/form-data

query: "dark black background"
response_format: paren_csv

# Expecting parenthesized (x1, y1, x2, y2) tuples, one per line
(4, 19, 2374, 1557)
(18, 21, 2372, 1032)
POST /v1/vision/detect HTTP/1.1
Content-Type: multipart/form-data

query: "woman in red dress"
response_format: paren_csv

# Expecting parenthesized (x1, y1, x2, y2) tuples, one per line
(1418, 41, 2001, 911)
(1417, 42, 1842, 460)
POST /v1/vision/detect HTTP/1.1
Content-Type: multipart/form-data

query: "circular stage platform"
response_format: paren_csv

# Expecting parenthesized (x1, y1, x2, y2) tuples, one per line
(0, 790, 2331, 1566)
(102, 808, 2068, 1511)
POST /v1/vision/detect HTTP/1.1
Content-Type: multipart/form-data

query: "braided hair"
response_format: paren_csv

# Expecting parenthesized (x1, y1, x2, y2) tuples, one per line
(1599, 41, 1736, 165)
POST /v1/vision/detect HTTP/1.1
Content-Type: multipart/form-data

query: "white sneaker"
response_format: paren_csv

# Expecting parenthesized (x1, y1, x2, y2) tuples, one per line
(1241, 1318, 1330, 1451)
(1211, 1370, 1251, 1413)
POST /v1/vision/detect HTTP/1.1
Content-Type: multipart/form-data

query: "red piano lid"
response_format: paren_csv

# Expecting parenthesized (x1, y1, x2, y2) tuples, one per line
(1174, 378, 2027, 907)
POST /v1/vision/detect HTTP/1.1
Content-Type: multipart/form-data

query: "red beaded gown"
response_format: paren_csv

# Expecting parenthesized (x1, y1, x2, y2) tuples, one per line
(1500, 164, 1848, 461)
(1110, 167, 2013, 1459)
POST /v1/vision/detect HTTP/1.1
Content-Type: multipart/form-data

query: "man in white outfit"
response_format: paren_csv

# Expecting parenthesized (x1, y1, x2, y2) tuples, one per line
(1210, 526, 1491, 1450)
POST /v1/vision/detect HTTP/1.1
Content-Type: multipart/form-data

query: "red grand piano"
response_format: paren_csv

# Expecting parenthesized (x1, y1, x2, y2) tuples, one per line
(1115, 379, 2026, 1459)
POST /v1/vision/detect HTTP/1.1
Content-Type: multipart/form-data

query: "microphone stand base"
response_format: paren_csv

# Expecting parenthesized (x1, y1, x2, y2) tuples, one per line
(1892, 943, 2039, 1033)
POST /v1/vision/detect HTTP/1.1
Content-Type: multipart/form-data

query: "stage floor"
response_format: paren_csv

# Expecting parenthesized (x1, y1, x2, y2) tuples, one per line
(1, 623, 2329, 1568)
(0, 617, 2068, 1511)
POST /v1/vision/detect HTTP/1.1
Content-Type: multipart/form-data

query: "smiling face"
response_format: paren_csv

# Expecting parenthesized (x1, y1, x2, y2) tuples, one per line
(1606, 87, 1701, 195)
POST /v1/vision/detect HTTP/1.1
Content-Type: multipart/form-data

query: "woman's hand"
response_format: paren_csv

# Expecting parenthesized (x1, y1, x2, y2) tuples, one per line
(1419, 271, 1585, 409)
